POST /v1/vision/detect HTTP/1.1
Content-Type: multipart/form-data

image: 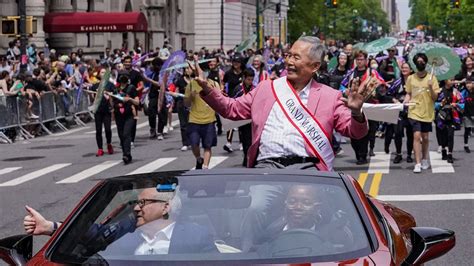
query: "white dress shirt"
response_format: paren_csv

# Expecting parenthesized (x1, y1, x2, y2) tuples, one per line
(257, 80, 312, 161)
(134, 222, 176, 255)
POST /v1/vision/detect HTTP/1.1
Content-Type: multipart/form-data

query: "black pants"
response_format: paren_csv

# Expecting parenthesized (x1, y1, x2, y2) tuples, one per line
(351, 120, 378, 160)
(157, 105, 168, 134)
(384, 117, 413, 155)
(465, 127, 472, 145)
(215, 114, 222, 134)
(238, 123, 252, 166)
(438, 125, 455, 153)
(176, 101, 189, 146)
(131, 119, 137, 142)
(94, 112, 112, 150)
(115, 115, 134, 158)
(148, 97, 158, 134)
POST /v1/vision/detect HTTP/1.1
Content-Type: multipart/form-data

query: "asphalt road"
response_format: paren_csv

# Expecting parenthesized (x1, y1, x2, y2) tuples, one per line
(0, 114, 472, 265)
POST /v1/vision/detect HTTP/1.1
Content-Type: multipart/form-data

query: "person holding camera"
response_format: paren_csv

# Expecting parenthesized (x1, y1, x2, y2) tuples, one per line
(435, 79, 464, 163)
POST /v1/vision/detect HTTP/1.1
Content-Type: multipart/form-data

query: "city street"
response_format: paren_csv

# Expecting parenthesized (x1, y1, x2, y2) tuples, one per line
(0, 114, 472, 265)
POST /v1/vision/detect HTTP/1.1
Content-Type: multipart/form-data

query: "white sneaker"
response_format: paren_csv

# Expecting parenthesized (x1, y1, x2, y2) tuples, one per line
(168, 125, 174, 131)
(163, 127, 168, 134)
(421, 159, 430, 170)
(29, 113, 39, 119)
(131, 142, 135, 148)
(413, 164, 422, 173)
(180, 145, 188, 151)
(239, 143, 243, 151)
(157, 135, 164, 140)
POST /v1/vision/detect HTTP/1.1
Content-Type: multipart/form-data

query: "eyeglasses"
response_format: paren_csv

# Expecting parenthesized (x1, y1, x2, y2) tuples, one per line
(285, 198, 321, 210)
(132, 198, 167, 208)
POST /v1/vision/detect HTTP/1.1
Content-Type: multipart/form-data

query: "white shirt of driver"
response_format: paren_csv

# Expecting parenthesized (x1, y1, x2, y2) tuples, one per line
(257, 80, 312, 161)
(134, 222, 176, 255)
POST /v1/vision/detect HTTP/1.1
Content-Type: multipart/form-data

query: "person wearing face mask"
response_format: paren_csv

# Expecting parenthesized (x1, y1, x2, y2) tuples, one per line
(403, 53, 441, 173)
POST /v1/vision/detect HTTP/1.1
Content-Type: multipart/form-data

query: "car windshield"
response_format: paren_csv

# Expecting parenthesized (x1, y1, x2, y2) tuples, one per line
(47, 170, 373, 264)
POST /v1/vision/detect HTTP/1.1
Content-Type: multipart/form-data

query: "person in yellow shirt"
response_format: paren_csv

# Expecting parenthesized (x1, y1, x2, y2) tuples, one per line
(184, 60, 220, 169)
(404, 53, 441, 173)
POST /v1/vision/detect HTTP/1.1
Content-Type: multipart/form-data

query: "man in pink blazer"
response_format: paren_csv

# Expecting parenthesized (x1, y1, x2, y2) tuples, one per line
(197, 36, 376, 251)
(198, 36, 374, 171)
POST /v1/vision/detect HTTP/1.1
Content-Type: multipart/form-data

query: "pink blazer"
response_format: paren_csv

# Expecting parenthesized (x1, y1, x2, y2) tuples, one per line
(201, 79, 368, 170)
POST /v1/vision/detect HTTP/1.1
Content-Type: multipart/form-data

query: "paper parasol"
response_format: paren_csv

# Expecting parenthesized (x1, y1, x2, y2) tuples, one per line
(408, 42, 461, 81)
(363, 37, 398, 54)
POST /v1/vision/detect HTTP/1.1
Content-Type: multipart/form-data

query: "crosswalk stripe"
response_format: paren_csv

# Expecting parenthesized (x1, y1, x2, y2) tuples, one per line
(429, 151, 455, 173)
(127, 157, 177, 175)
(208, 156, 228, 168)
(0, 164, 71, 187)
(369, 173, 383, 197)
(191, 156, 228, 170)
(377, 193, 474, 202)
(0, 167, 23, 176)
(368, 152, 391, 174)
(357, 173, 369, 189)
(57, 160, 122, 184)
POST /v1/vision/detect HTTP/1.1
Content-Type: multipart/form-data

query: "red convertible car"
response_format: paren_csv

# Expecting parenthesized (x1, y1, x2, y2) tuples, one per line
(0, 169, 455, 265)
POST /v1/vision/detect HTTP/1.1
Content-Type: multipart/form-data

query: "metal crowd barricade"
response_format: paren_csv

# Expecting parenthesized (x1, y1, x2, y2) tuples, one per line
(70, 88, 93, 126)
(0, 95, 18, 143)
(40, 91, 68, 133)
(16, 96, 42, 139)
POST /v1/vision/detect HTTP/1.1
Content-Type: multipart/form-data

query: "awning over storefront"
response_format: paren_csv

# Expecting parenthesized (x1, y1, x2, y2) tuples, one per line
(44, 12, 148, 33)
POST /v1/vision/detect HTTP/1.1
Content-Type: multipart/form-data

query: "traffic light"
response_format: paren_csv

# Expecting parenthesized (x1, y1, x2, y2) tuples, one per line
(332, 0, 338, 8)
(0, 16, 36, 35)
(1, 17, 17, 35)
(452, 0, 460, 8)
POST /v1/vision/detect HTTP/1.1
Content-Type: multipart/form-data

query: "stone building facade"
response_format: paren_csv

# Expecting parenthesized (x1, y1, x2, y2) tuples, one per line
(0, 0, 195, 55)
(194, 0, 289, 51)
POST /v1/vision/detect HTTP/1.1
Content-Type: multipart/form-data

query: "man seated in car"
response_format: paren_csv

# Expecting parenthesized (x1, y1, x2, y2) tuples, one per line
(254, 184, 354, 249)
(24, 187, 217, 255)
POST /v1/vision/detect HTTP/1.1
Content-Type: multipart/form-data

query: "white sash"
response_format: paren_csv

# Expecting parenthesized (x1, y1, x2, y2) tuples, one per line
(272, 77, 334, 170)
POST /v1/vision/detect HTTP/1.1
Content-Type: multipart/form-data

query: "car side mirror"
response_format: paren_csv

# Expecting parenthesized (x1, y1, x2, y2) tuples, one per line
(402, 227, 455, 266)
(0, 234, 32, 265)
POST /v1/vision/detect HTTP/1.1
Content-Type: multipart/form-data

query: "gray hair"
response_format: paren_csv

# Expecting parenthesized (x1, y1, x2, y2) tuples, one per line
(296, 36, 327, 63)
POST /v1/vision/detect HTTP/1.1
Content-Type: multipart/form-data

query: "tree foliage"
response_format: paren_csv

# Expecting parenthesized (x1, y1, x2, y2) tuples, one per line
(408, 0, 474, 43)
(288, 0, 391, 43)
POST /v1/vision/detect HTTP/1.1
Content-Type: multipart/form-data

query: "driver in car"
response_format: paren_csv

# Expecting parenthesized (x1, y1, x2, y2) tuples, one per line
(23, 188, 217, 255)
(254, 185, 354, 248)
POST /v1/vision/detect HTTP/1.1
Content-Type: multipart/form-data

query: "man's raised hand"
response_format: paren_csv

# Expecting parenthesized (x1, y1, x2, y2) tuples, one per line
(24, 205, 54, 236)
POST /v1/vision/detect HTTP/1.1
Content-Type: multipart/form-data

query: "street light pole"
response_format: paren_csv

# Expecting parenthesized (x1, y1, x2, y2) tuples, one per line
(18, 0, 28, 73)
(220, 0, 224, 51)
(256, 0, 260, 49)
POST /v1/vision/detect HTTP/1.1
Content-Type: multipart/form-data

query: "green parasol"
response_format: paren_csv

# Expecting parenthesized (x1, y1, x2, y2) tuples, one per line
(353, 42, 366, 51)
(91, 70, 111, 113)
(235, 34, 257, 53)
(408, 42, 461, 81)
(328, 56, 338, 72)
(363, 37, 398, 54)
